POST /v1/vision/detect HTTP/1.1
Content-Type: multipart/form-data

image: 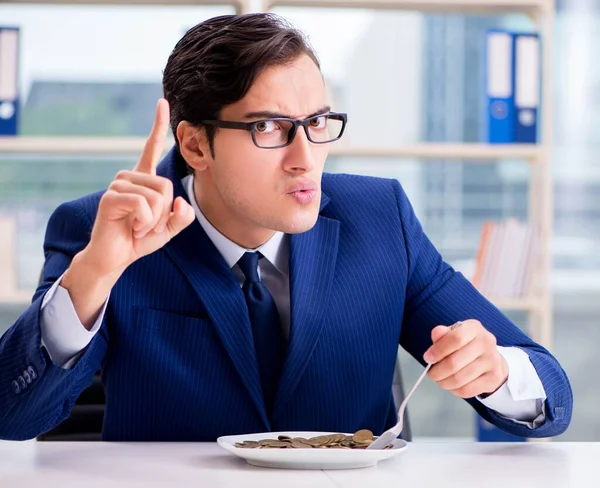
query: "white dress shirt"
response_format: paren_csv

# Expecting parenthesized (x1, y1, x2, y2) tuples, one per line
(40, 174, 547, 428)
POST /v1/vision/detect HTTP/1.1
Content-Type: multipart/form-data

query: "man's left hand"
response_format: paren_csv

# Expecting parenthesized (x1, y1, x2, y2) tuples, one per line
(423, 319, 509, 399)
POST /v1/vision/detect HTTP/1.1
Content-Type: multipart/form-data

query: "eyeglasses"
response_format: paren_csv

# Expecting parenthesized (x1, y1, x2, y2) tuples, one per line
(201, 112, 347, 149)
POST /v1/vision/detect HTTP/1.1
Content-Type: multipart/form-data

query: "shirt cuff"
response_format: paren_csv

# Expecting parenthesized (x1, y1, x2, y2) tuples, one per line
(476, 346, 547, 428)
(40, 272, 108, 369)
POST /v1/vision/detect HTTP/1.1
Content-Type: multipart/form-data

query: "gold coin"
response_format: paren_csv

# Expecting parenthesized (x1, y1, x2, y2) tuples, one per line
(264, 440, 289, 448)
(291, 440, 311, 448)
(330, 434, 347, 444)
(311, 434, 334, 446)
(303, 438, 324, 447)
(235, 440, 260, 448)
(352, 429, 374, 444)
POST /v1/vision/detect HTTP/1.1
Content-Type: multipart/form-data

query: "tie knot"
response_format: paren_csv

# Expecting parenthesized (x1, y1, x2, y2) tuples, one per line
(237, 252, 261, 283)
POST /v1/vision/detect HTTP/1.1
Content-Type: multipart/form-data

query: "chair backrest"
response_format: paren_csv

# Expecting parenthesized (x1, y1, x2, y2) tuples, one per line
(392, 349, 412, 441)
(37, 372, 105, 441)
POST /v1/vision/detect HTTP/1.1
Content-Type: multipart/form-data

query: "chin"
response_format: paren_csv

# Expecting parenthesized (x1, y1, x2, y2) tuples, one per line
(276, 210, 320, 234)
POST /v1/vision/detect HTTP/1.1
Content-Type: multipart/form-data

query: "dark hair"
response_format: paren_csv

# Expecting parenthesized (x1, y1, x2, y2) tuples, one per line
(162, 12, 321, 172)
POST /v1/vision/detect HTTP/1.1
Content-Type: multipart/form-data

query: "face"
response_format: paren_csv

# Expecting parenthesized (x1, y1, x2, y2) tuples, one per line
(182, 54, 331, 248)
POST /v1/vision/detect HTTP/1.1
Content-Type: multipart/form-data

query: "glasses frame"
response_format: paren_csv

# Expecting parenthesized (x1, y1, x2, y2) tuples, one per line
(201, 112, 348, 149)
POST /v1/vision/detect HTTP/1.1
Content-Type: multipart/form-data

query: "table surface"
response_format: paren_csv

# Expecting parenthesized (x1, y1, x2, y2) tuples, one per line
(0, 439, 596, 488)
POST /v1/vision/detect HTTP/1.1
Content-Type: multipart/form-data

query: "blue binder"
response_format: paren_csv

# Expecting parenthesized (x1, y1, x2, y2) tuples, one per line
(0, 27, 20, 136)
(514, 33, 540, 143)
(484, 30, 515, 144)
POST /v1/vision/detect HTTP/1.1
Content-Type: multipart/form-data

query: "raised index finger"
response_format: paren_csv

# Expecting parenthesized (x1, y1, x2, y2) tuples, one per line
(135, 98, 170, 175)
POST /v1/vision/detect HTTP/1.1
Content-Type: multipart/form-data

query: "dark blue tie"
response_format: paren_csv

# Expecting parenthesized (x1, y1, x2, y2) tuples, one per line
(237, 252, 286, 414)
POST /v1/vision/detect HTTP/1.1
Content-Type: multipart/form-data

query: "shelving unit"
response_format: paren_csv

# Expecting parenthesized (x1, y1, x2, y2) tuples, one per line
(0, 292, 32, 305)
(0, 0, 555, 353)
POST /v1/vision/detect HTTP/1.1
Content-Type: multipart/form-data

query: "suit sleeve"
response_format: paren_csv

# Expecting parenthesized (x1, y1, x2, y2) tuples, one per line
(0, 200, 108, 440)
(393, 179, 573, 438)
(40, 273, 107, 368)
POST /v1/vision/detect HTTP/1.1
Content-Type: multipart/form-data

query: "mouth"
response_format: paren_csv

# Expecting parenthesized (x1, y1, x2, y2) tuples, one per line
(285, 181, 318, 194)
(286, 181, 318, 205)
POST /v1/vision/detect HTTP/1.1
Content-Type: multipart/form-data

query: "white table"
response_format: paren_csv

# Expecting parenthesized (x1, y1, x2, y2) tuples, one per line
(0, 440, 595, 488)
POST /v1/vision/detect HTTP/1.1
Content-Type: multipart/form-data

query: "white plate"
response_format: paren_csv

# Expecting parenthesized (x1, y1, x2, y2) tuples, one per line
(217, 431, 408, 470)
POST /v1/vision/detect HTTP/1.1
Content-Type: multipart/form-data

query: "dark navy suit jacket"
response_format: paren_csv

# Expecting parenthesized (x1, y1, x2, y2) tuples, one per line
(0, 148, 572, 441)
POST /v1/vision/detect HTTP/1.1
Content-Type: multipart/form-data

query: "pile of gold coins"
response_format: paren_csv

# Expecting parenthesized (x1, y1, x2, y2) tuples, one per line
(234, 429, 392, 449)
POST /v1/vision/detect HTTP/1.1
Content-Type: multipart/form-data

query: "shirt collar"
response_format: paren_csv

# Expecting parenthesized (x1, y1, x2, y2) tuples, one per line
(182, 174, 288, 276)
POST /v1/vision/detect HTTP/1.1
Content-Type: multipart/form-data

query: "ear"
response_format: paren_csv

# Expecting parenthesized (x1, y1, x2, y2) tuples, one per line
(176, 121, 212, 172)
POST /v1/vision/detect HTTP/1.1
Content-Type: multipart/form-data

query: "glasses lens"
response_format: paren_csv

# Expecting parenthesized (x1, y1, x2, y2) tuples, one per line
(306, 115, 344, 143)
(253, 119, 295, 148)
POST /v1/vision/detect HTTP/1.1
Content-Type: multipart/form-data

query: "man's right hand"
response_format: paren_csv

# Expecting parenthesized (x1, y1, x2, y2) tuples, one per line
(84, 98, 194, 274)
(60, 99, 195, 330)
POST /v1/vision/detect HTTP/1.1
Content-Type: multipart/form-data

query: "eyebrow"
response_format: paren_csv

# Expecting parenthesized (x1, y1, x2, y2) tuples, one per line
(243, 105, 331, 120)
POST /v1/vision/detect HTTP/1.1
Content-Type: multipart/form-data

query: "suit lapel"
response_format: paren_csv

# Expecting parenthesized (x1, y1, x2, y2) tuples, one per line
(273, 198, 340, 419)
(157, 149, 270, 429)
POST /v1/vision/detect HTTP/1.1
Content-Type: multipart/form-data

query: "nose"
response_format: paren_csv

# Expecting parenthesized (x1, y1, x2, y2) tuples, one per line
(281, 126, 317, 174)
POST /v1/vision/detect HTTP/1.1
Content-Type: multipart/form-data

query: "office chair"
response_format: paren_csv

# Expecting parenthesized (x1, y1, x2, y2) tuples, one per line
(392, 349, 412, 441)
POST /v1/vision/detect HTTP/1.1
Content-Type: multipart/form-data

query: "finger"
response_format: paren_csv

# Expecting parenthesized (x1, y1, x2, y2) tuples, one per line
(102, 191, 153, 233)
(115, 171, 173, 196)
(134, 98, 170, 175)
(109, 180, 165, 237)
(431, 325, 451, 344)
(166, 197, 195, 239)
(450, 372, 497, 399)
(130, 198, 155, 236)
(424, 320, 478, 364)
(115, 172, 174, 232)
(436, 355, 492, 391)
(424, 321, 464, 363)
(428, 338, 485, 382)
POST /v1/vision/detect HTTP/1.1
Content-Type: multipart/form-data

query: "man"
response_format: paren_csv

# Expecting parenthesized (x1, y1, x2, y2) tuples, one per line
(0, 13, 572, 441)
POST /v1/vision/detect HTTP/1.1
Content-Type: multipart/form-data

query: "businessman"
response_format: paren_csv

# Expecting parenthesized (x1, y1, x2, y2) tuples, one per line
(0, 13, 572, 441)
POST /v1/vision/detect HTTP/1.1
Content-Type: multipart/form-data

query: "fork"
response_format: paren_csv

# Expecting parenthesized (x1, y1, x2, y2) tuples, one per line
(366, 321, 463, 450)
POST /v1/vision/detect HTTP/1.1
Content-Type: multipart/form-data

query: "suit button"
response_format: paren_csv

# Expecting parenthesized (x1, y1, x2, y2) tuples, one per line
(18, 376, 26, 389)
(22, 371, 31, 384)
(12, 380, 20, 394)
(27, 366, 37, 380)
